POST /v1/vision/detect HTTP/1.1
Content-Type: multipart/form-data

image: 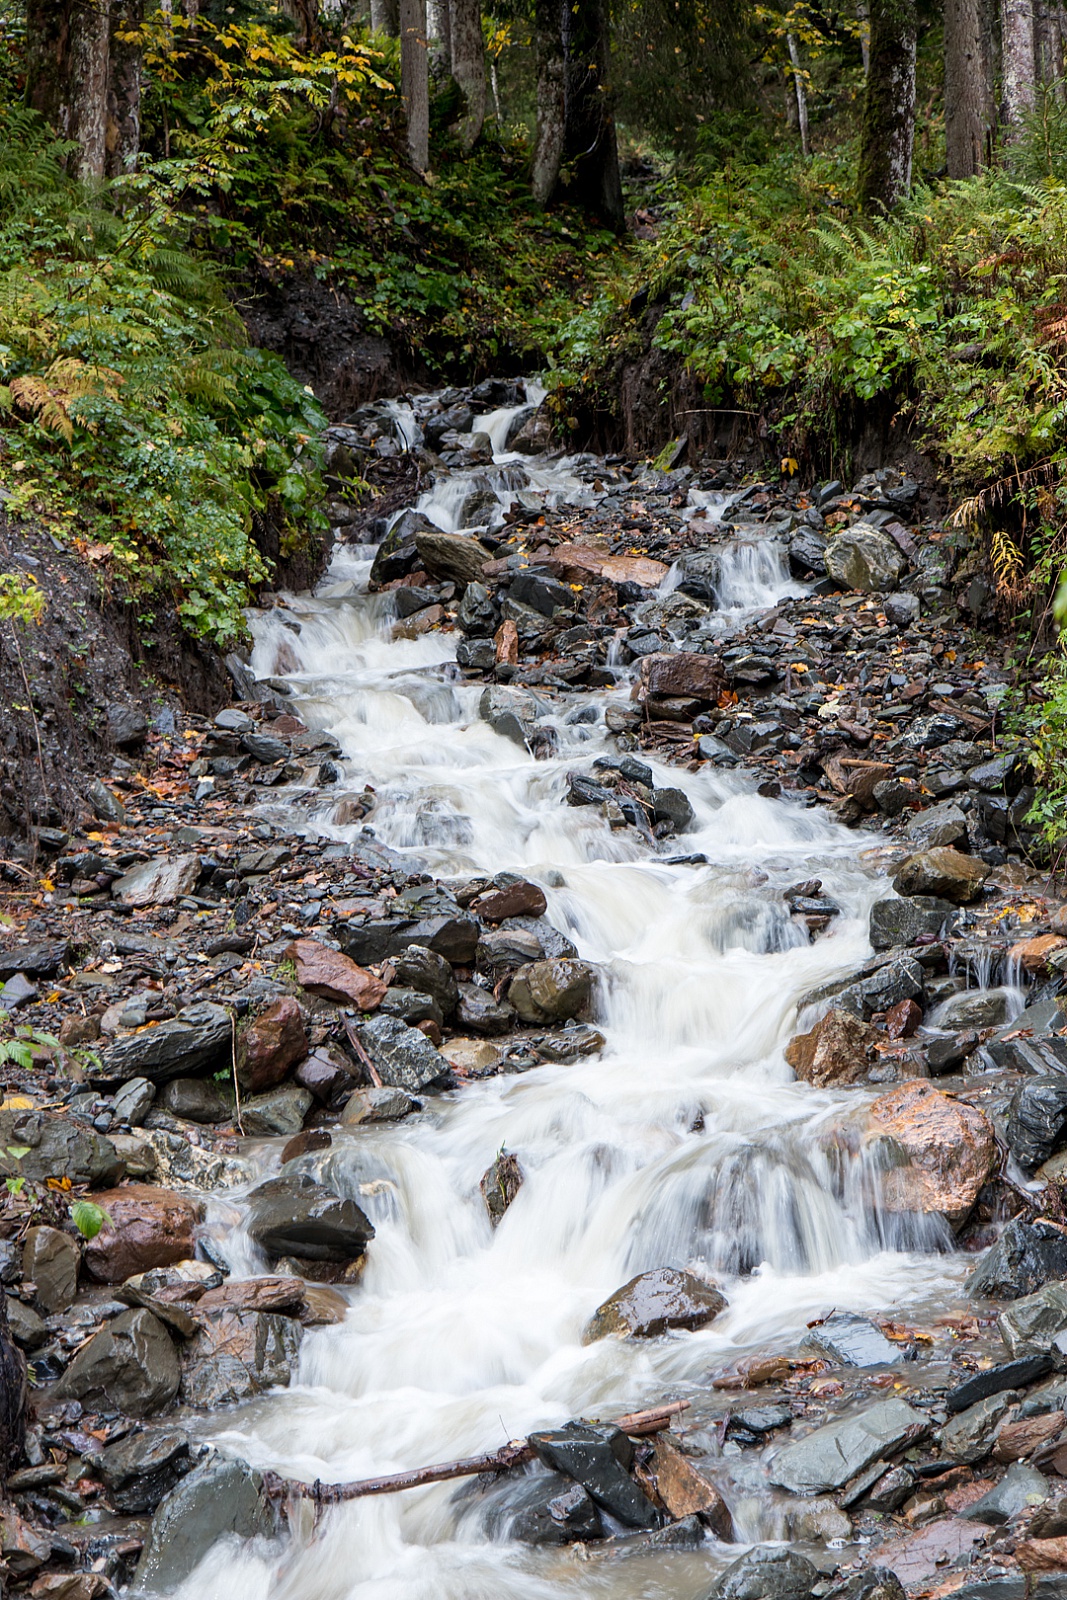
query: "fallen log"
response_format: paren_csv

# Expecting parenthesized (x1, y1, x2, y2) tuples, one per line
(264, 1400, 690, 1505)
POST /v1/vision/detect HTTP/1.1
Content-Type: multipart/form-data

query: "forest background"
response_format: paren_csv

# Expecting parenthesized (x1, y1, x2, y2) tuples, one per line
(3, 0, 1067, 837)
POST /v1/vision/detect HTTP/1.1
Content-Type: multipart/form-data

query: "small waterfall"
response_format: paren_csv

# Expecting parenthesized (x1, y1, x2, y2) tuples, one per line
(712, 538, 805, 612)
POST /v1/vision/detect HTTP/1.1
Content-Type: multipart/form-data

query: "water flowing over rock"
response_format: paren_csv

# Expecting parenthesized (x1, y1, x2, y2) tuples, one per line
(785, 1007, 878, 1086)
(584, 1267, 727, 1341)
(866, 1081, 996, 1221)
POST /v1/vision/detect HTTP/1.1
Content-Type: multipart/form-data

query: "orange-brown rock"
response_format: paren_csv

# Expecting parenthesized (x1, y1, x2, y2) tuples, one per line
(197, 1276, 306, 1317)
(469, 880, 547, 922)
(286, 939, 386, 1011)
(821, 752, 894, 808)
(785, 1008, 878, 1088)
(867, 1082, 996, 1223)
(1008, 933, 1067, 975)
(633, 1434, 733, 1537)
(84, 1184, 199, 1284)
(237, 996, 308, 1092)
(1016, 1536, 1067, 1573)
(535, 543, 669, 590)
(494, 619, 518, 665)
(636, 652, 724, 704)
(993, 1410, 1065, 1461)
(886, 997, 922, 1039)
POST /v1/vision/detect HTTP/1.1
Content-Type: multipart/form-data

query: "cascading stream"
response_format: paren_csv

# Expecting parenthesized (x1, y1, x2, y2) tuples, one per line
(176, 392, 969, 1600)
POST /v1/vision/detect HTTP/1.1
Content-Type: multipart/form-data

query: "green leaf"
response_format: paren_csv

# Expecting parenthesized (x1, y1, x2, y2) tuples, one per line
(70, 1200, 112, 1240)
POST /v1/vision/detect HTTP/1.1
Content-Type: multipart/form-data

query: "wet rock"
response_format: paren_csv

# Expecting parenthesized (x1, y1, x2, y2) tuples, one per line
(788, 527, 827, 575)
(475, 927, 544, 982)
(390, 943, 458, 1015)
(379, 985, 445, 1029)
(240, 1085, 313, 1135)
(281, 1128, 332, 1164)
(825, 523, 905, 592)
(636, 652, 723, 703)
(1009, 933, 1067, 974)
(584, 1267, 727, 1341)
(84, 1184, 199, 1283)
(800, 1312, 903, 1367)
(1007, 1078, 1067, 1171)
(237, 996, 308, 1093)
(785, 1007, 878, 1087)
(0, 1108, 122, 1187)
(941, 1391, 1018, 1462)
(132, 1453, 277, 1594)
(505, 1474, 603, 1545)
(340, 906, 480, 967)
(508, 958, 597, 1024)
(6, 1296, 47, 1349)
(93, 1427, 194, 1514)
(479, 683, 545, 746)
(905, 802, 969, 850)
(0, 1505, 50, 1575)
(456, 580, 498, 635)
(113, 1077, 156, 1125)
(246, 1172, 374, 1261)
(198, 1276, 305, 1316)
(966, 1220, 1067, 1300)
(294, 1047, 352, 1104)
(867, 1081, 996, 1222)
(963, 1462, 1049, 1525)
(705, 1546, 820, 1600)
(946, 1354, 1053, 1413)
(110, 854, 201, 908)
(54, 1307, 180, 1416)
(469, 879, 548, 922)
(480, 1150, 523, 1225)
(934, 988, 1013, 1030)
(22, 1226, 79, 1314)
(456, 981, 516, 1034)
(825, 1570, 906, 1600)
(995, 1410, 1065, 1460)
(869, 896, 958, 950)
(636, 1433, 732, 1535)
(88, 776, 126, 823)
(999, 1282, 1067, 1357)
(354, 1013, 449, 1091)
(653, 786, 695, 831)
(104, 1001, 232, 1085)
(341, 1086, 418, 1125)
(181, 1306, 303, 1406)
(834, 954, 925, 1021)
(529, 1423, 660, 1529)
(892, 847, 990, 904)
(160, 1077, 230, 1123)
(0, 941, 71, 979)
(769, 1397, 928, 1493)
(415, 529, 492, 588)
(286, 938, 387, 1010)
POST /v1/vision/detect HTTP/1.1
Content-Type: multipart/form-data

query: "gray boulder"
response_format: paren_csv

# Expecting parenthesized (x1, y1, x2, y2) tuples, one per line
(0, 1108, 122, 1187)
(939, 1391, 1017, 1462)
(508, 958, 598, 1024)
(869, 895, 957, 950)
(800, 1312, 903, 1368)
(390, 943, 458, 1015)
(181, 1308, 303, 1408)
(769, 1397, 928, 1493)
(825, 523, 905, 592)
(999, 1282, 1067, 1357)
(246, 1172, 374, 1262)
(706, 1547, 820, 1600)
(479, 684, 546, 746)
(354, 1014, 449, 1092)
(111, 854, 201, 908)
(54, 1308, 180, 1417)
(905, 802, 968, 850)
(133, 1453, 278, 1594)
(961, 1461, 1049, 1525)
(93, 1427, 194, 1514)
(1007, 1078, 1067, 1171)
(966, 1220, 1067, 1301)
(104, 1001, 232, 1085)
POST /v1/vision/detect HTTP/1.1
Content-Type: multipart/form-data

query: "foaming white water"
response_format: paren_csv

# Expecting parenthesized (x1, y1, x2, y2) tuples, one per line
(712, 538, 805, 613)
(180, 405, 964, 1600)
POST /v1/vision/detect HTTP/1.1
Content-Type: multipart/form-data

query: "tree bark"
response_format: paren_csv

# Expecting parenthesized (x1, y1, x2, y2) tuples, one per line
(857, 0, 917, 211)
(562, 0, 625, 231)
(370, 0, 398, 35)
(787, 32, 810, 156)
(945, 0, 994, 175)
(857, 1, 871, 74)
(1036, 1, 1066, 89)
(450, 0, 485, 150)
(398, 0, 429, 171)
(426, 0, 450, 71)
(1002, 0, 1037, 127)
(25, 0, 112, 179)
(531, 0, 565, 204)
(0, 1286, 27, 1477)
(105, 0, 141, 177)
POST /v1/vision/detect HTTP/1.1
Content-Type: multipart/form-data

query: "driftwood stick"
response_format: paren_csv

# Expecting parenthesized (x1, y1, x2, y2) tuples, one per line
(265, 1400, 690, 1505)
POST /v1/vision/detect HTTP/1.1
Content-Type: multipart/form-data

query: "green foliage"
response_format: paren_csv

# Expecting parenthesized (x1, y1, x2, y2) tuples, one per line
(70, 1199, 112, 1240)
(0, 104, 327, 642)
(1020, 649, 1067, 850)
(0, 572, 46, 625)
(0, 1010, 58, 1069)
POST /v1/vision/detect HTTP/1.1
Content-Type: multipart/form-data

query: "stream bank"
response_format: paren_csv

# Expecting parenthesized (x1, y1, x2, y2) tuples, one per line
(2, 380, 1067, 1600)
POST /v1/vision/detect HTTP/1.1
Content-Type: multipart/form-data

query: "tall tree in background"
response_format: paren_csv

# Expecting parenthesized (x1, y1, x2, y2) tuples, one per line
(25, 0, 128, 179)
(531, 0, 565, 202)
(399, 0, 429, 169)
(562, 0, 624, 230)
(944, 0, 993, 175)
(370, 0, 399, 34)
(857, 0, 916, 210)
(426, 0, 450, 70)
(1001, 0, 1037, 127)
(451, 0, 486, 149)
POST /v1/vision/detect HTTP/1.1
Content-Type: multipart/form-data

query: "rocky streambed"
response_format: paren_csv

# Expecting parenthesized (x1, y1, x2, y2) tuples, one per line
(3, 379, 1067, 1599)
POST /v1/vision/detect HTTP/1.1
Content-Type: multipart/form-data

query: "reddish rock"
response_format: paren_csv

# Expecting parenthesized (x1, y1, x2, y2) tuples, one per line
(636, 652, 724, 704)
(237, 996, 309, 1092)
(469, 880, 548, 922)
(1016, 1536, 1067, 1573)
(537, 543, 669, 590)
(821, 752, 894, 808)
(84, 1184, 200, 1284)
(197, 1276, 305, 1316)
(286, 939, 386, 1011)
(633, 1434, 733, 1537)
(785, 1008, 877, 1087)
(494, 619, 519, 665)
(1009, 933, 1067, 975)
(867, 1082, 996, 1223)
(993, 1410, 1065, 1461)
(886, 998, 922, 1039)
(281, 1128, 332, 1164)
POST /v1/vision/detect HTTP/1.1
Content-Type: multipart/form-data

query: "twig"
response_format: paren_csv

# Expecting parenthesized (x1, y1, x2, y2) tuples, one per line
(229, 1009, 244, 1136)
(343, 1017, 382, 1087)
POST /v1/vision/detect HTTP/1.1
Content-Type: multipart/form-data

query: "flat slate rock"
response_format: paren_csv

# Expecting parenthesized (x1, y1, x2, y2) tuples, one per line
(800, 1312, 904, 1368)
(769, 1397, 928, 1494)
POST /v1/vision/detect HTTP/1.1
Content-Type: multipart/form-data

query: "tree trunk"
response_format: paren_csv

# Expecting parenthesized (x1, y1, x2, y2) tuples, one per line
(857, 0, 917, 211)
(105, 0, 141, 177)
(945, 0, 994, 175)
(787, 32, 810, 156)
(562, 0, 625, 231)
(857, 1, 871, 73)
(1002, 0, 1037, 127)
(0, 1288, 27, 1477)
(450, 0, 485, 150)
(426, 0, 450, 71)
(531, 0, 564, 204)
(399, 0, 429, 171)
(370, 0, 398, 34)
(1036, 0, 1066, 88)
(25, 0, 112, 179)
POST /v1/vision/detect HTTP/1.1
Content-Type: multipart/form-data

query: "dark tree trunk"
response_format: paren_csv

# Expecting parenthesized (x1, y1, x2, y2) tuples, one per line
(427, 0, 450, 71)
(858, 0, 917, 210)
(25, 0, 112, 178)
(945, 0, 994, 175)
(399, 0, 429, 171)
(561, 0, 624, 231)
(0, 1290, 27, 1478)
(1002, 0, 1037, 128)
(531, 0, 564, 204)
(450, 0, 485, 150)
(105, 0, 141, 177)
(370, 0, 398, 34)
